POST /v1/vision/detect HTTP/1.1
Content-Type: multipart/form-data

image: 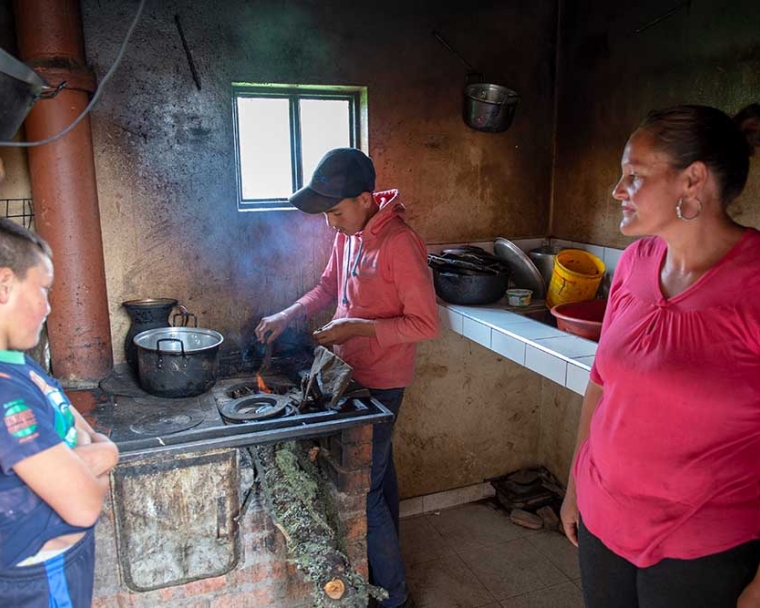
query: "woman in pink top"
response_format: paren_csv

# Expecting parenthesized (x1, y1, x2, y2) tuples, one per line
(560, 103, 760, 608)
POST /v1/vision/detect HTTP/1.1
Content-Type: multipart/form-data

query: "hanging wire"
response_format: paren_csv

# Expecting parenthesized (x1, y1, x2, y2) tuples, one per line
(0, 0, 146, 148)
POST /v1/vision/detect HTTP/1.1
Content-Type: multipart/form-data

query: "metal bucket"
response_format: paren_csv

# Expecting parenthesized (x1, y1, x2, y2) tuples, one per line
(463, 83, 520, 133)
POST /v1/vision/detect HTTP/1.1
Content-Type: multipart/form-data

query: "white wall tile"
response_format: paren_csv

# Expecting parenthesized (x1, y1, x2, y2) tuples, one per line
(525, 345, 568, 386)
(438, 305, 463, 334)
(571, 355, 595, 371)
(491, 330, 527, 365)
(566, 363, 591, 395)
(463, 317, 491, 348)
(509, 237, 547, 253)
(584, 244, 605, 263)
(534, 335, 598, 359)
(507, 320, 566, 340)
(603, 247, 624, 277)
(551, 238, 574, 249)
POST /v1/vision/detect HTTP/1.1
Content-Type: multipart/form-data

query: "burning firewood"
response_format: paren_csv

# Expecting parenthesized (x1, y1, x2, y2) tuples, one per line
(252, 442, 387, 607)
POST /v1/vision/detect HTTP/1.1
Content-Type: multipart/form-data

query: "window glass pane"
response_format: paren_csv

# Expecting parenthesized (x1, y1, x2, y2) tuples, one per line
(299, 99, 351, 183)
(237, 97, 292, 199)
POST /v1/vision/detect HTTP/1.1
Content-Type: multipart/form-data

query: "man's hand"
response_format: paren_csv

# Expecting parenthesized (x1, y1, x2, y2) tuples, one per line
(255, 303, 306, 344)
(313, 318, 375, 346)
(255, 312, 289, 344)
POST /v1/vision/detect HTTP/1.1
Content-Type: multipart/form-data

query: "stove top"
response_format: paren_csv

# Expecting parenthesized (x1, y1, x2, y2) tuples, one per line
(102, 369, 393, 463)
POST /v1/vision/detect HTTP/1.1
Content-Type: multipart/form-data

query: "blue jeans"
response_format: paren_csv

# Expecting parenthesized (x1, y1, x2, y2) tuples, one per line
(367, 388, 407, 608)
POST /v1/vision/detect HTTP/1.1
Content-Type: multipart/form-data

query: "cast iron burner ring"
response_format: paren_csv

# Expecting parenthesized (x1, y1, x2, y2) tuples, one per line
(220, 394, 295, 423)
(130, 412, 205, 436)
(225, 378, 295, 399)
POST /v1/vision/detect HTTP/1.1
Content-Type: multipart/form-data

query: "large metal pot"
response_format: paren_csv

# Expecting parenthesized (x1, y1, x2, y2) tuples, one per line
(134, 327, 224, 398)
(432, 267, 509, 305)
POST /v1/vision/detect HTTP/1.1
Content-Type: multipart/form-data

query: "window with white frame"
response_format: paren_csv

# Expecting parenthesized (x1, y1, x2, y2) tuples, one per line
(232, 84, 366, 211)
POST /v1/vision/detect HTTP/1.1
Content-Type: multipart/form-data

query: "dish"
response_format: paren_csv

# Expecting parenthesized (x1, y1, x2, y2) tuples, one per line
(493, 238, 546, 299)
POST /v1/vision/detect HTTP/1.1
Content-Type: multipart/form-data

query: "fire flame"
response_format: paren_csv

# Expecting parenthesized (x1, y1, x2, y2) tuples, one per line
(256, 372, 273, 394)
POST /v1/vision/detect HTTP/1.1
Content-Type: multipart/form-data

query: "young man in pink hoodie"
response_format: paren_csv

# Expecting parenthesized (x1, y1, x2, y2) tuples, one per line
(255, 148, 439, 608)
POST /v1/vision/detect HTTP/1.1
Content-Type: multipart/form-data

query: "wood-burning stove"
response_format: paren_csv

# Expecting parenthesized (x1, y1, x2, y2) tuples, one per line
(89, 347, 389, 606)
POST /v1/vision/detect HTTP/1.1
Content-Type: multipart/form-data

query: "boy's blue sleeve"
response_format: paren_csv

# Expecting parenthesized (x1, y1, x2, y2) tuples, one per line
(0, 377, 64, 475)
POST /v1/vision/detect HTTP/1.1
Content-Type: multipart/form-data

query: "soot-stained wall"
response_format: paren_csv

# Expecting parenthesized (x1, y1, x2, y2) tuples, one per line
(81, 0, 558, 360)
(552, 0, 760, 248)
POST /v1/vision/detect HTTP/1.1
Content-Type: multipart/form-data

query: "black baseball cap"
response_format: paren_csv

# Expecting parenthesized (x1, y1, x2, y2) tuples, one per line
(289, 148, 376, 214)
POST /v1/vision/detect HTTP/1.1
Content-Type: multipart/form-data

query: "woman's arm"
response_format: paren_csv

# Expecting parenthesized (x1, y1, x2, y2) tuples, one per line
(560, 379, 603, 546)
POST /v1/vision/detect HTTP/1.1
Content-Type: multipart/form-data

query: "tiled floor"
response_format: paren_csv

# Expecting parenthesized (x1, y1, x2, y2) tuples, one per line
(400, 500, 585, 608)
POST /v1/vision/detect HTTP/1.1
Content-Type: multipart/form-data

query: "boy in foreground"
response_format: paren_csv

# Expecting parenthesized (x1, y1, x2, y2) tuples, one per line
(0, 218, 119, 606)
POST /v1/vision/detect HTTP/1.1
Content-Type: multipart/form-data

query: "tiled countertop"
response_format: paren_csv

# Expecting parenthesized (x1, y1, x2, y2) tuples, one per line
(438, 299, 596, 395)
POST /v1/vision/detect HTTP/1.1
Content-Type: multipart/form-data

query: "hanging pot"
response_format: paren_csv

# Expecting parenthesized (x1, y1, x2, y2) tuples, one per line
(462, 83, 520, 133)
(433, 30, 520, 133)
(133, 327, 224, 398)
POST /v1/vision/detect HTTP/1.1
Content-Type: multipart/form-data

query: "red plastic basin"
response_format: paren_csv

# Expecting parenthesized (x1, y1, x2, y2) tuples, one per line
(550, 299, 607, 342)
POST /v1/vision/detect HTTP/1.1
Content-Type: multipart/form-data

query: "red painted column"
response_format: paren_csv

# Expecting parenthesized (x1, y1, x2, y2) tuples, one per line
(13, 0, 113, 384)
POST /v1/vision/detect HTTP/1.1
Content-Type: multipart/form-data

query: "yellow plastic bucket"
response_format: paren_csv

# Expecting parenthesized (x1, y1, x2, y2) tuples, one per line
(546, 249, 606, 308)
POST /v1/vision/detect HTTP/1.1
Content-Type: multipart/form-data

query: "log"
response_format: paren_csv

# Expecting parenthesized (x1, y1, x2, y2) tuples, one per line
(252, 442, 387, 607)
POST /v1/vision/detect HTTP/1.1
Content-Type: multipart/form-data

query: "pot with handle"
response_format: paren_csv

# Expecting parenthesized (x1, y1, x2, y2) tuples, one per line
(431, 267, 510, 305)
(134, 327, 224, 398)
(122, 298, 195, 373)
(433, 30, 520, 133)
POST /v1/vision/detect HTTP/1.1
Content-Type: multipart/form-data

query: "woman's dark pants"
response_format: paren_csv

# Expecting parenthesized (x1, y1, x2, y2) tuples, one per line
(578, 518, 760, 608)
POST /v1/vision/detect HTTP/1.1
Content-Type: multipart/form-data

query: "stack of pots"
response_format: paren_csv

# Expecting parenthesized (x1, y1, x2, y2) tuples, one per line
(122, 298, 224, 399)
(428, 247, 511, 305)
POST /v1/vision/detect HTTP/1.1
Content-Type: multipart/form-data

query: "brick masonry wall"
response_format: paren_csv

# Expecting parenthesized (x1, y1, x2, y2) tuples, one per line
(92, 426, 374, 607)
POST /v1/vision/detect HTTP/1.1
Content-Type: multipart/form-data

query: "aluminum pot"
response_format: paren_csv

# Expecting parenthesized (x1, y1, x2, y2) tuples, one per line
(134, 327, 224, 398)
(528, 246, 565, 290)
(463, 83, 520, 133)
(432, 267, 509, 305)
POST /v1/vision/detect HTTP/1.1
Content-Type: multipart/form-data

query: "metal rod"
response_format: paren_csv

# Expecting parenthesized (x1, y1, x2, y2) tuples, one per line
(174, 14, 202, 90)
(432, 29, 477, 73)
(634, 0, 690, 34)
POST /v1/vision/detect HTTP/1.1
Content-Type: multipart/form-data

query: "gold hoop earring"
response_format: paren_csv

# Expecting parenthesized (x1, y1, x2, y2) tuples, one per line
(676, 197, 702, 221)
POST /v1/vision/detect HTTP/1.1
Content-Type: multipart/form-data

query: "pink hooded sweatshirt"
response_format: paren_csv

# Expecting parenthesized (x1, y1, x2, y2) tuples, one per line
(296, 189, 439, 389)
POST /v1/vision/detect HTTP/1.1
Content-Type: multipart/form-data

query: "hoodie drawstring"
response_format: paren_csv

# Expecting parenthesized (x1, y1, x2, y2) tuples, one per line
(342, 238, 364, 306)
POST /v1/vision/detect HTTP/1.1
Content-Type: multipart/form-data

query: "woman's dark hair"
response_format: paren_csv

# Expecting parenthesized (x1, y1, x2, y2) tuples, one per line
(639, 103, 760, 205)
(0, 218, 52, 278)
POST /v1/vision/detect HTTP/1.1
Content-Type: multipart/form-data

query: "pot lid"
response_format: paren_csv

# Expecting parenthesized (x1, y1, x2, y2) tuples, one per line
(493, 238, 546, 299)
(133, 327, 224, 352)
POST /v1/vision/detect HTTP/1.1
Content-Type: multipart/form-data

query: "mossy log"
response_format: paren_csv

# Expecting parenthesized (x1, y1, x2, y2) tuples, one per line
(252, 442, 387, 607)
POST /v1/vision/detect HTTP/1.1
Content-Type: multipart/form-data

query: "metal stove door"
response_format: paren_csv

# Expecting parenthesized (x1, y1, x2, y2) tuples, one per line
(111, 448, 240, 591)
